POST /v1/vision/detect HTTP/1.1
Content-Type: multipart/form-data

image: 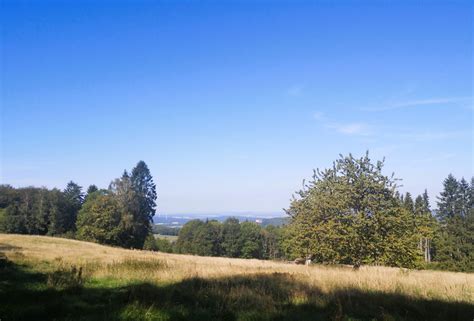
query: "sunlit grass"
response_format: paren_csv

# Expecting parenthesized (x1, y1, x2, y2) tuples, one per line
(0, 234, 472, 321)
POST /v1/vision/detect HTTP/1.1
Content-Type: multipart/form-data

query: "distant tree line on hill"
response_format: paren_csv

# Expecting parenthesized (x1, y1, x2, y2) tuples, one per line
(0, 154, 472, 271)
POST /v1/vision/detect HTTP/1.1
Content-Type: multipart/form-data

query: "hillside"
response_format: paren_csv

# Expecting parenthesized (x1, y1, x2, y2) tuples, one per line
(0, 234, 473, 321)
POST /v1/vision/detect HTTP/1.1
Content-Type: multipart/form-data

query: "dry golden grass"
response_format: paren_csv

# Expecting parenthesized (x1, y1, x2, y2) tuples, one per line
(1, 233, 472, 305)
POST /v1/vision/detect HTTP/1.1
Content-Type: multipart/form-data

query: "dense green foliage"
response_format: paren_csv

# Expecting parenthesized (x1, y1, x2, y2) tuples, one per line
(286, 153, 419, 268)
(283, 153, 472, 271)
(77, 161, 157, 249)
(0, 185, 74, 236)
(174, 218, 284, 259)
(0, 161, 157, 250)
(432, 175, 474, 272)
(76, 191, 123, 245)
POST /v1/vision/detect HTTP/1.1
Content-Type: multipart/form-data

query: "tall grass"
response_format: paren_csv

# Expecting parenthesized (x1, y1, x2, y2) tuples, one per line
(0, 234, 472, 321)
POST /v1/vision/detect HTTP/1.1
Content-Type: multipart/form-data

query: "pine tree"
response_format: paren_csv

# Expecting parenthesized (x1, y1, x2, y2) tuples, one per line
(404, 192, 415, 214)
(434, 175, 474, 272)
(130, 161, 157, 248)
(436, 174, 459, 222)
(63, 181, 84, 232)
(457, 178, 470, 218)
(86, 185, 98, 195)
(422, 189, 430, 213)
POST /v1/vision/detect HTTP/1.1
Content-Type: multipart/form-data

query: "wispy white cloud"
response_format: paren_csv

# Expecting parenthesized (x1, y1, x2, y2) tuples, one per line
(327, 122, 370, 135)
(312, 111, 371, 136)
(364, 96, 471, 112)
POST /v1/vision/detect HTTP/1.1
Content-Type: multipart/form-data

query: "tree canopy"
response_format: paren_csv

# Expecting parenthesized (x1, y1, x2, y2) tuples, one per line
(286, 153, 419, 267)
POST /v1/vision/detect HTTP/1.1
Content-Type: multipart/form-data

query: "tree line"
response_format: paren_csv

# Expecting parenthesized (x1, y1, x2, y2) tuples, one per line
(0, 161, 157, 249)
(172, 218, 284, 259)
(0, 154, 472, 271)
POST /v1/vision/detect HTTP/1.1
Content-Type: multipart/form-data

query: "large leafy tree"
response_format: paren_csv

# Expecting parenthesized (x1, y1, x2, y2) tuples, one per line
(286, 152, 418, 268)
(76, 190, 122, 245)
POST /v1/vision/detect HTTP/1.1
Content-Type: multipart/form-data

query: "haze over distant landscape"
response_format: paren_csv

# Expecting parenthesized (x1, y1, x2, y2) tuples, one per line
(1, 1, 472, 215)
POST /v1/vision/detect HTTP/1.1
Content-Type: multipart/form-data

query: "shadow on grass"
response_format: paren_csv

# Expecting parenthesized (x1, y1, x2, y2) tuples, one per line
(0, 243, 22, 251)
(0, 255, 472, 321)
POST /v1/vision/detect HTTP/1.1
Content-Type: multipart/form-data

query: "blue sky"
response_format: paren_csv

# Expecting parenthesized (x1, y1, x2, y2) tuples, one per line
(1, 0, 472, 215)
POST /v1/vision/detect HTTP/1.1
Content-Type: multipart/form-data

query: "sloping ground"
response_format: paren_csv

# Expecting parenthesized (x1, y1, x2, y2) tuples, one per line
(0, 234, 473, 321)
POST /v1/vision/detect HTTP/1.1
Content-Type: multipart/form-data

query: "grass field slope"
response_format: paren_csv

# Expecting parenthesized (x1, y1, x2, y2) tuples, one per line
(0, 234, 473, 321)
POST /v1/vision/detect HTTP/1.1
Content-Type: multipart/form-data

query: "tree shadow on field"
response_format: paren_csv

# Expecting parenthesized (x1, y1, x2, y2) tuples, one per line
(0, 243, 22, 251)
(0, 255, 473, 321)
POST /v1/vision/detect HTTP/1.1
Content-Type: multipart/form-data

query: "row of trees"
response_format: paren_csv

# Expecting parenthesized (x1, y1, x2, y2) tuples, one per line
(0, 161, 157, 249)
(0, 182, 85, 236)
(173, 218, 284, 259)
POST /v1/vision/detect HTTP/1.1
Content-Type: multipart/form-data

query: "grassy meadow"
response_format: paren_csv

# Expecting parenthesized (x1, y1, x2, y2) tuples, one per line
(0, 234, 473, 321)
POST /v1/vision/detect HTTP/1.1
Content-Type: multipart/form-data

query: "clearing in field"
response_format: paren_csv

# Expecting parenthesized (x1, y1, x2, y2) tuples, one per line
(0, 234, 472, 321)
